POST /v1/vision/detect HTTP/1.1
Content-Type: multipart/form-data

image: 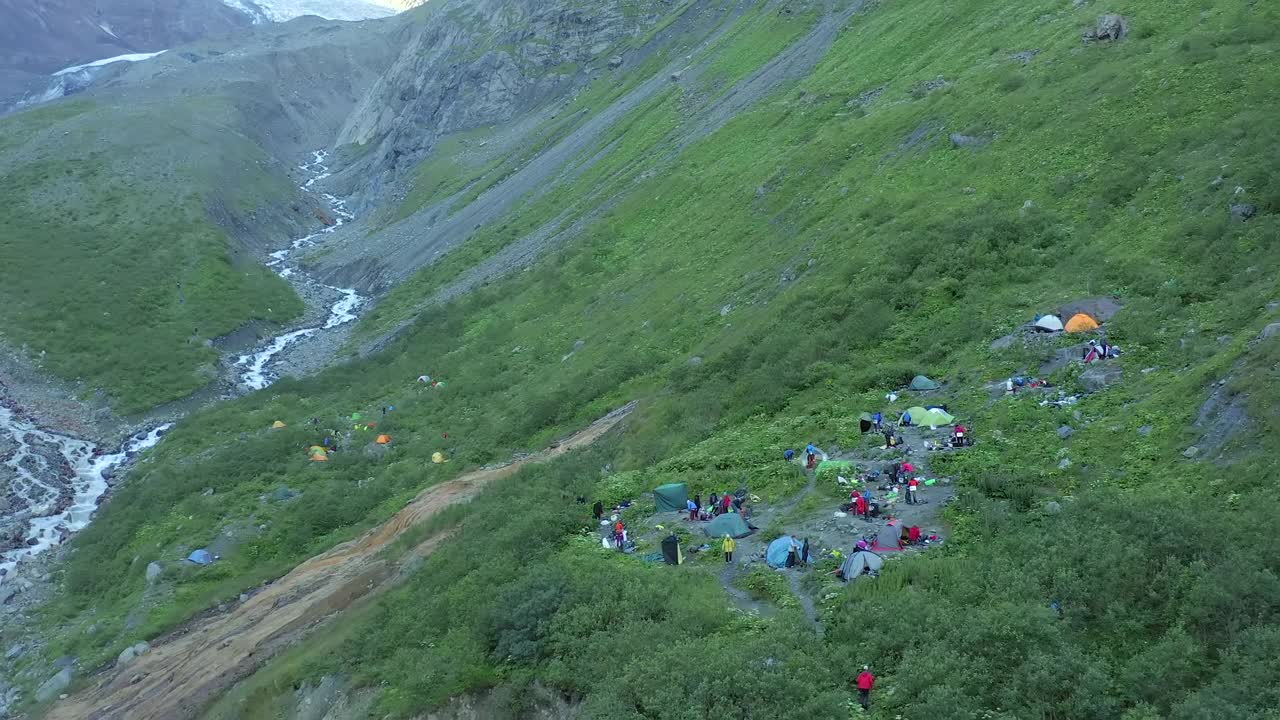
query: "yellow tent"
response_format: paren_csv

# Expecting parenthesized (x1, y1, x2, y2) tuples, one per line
(431, 451, 446, 464)
(310, 453, 329, 462)
(375, 434, 391, 445)
(272, 420, 287, 428)
(1065, 313, 1100, 333)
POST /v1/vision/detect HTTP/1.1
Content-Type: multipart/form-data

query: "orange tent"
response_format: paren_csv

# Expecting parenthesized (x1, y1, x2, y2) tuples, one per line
(375, 434, 391, 444)
(1065, 313, 1100, 333)
(310, 453, 329, 462)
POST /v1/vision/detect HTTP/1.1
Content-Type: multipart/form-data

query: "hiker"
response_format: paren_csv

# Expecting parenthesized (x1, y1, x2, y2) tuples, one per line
(592, 500, 604, 522)
(783, 449, 795, 461)
(686, 497, 698, 518)
(901, 410, 913, 427)
(805, 443, 819, 470)
(694, 492, 702, 513)
(907, 477, 920, 504)
(722, 534, 735, 563)
(908, 525, 922, 544)
(786, 540, 799, 568)
(872, 412, 883, 431)
(856, 666, 875, 711)
(721, 492, 732, 515)
(800, 538, 811, 566)
(854, 492, 869, 519)
(614, 521, 625, 550)
(1083, 340, 1100, 363)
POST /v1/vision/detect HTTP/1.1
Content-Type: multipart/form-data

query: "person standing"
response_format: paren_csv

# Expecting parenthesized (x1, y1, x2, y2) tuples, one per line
(856, 666, 875, 711)
(722, 534, 736, 563)
(872, 412, 883, 431)
(805, 443, 819, 470)
(613, 520, 625, 550)
(592, 500, 604, 522)
(907, 477, 920, 505)
(694, 493, 702, 514)
(854, 492, 868, 519)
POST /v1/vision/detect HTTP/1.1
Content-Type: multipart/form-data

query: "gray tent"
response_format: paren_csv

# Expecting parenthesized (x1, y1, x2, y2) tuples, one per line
(840, 550, 884, 580)
(909, 375, 941, 391)
(873, 522, 903, 550)
(702, 512, 752, 539)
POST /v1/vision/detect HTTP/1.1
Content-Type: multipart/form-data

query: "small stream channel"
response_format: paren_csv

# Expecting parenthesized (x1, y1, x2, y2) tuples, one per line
(233, 151, 365, 390)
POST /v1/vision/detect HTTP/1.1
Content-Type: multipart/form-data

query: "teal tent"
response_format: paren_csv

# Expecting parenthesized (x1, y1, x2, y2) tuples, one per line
(187, 549, 213, 565)
(654, 482, 690, 513)
(766, 535, 798, 568)
(900, 406, 955, 427)
(703, 513, 752, 539)
(909, 375, 941, 391)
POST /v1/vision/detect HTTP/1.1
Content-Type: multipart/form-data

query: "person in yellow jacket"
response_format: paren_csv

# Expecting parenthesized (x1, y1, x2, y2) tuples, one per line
(722, 534, 736, 563)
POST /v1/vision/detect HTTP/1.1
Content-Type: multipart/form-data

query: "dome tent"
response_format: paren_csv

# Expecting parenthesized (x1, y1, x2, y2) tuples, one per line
(702, 512, 752, 539)
(653, 482, 690, 513)
(900, 406, 955, 427)
(187, 549, 214, 565)
(1033, 315, 1064, 332)
(839, 549, 884, 579)
(1065, 313, 1100, 333)
(909, 375, 941, 391)
(766, 535, 799, 568)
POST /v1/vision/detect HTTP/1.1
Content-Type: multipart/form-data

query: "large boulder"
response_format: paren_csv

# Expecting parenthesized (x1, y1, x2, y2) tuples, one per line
(1086, 14, 1129, 41)
(1261, 322, 1280, 340)
(1079, 363, 1122, 392)
(35, 667, 73, 703)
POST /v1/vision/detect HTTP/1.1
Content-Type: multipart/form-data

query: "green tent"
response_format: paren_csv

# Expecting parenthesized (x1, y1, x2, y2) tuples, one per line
(653, 482, 690, 513)
(909, 375, 941, 391)
(351, 412, 363, 421)
(702, 512, 752, 538)
(858, 412, 874, 433)
(900, 406, 955, 427)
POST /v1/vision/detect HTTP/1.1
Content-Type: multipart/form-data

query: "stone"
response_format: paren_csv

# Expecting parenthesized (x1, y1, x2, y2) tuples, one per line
(5, 643, 23, 660)
(949, 132, 990, 149)
(1057, 425, 1074, 440)
(145, 561, 163, 583)
(573, 339, 586, 352)
(117, 646, 140, 666)
(1079, 363, 1122, 392)
(989, 333, 1016, 351)
(1058, 457, 1072, 469)
(607, 55, 623, 69)
(1072, 410, 1083, 421)
(1010, 49, 1041, 64)
(0, 585, 16, 605)
(1088, 13, 1129, 41)
(1020, 199, 1035, 215)
(35, 667, 73, 703)
(1260, 323, 1280, 340)
(239, 593, 250, 603)
(53, 655, 76, 670)
(687, 356, 703, 366)
(271, 487, 299, 502)
(1045, 501, 1062, 514)
(1230, 203, 1257, 221)
(1137, 425, 1153, 436)
(1183, 446, 1200, 459)
(720, 304, 733, 317)
(669, 70, 683, 82)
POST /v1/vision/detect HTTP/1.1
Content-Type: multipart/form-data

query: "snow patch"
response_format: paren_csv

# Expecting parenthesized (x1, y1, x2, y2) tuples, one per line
(221, 0, 400, 23)
(54, 51, 167, 76)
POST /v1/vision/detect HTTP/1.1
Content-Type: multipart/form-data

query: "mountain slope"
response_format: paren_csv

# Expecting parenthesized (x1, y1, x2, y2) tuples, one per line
(2, 0, 1279, 718)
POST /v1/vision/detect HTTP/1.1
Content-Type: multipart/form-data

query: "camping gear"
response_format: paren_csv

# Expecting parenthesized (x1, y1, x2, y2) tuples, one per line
(703, 513, 751, 539)
(431, 451, 446, 464)
(1065, 313, 1100, 333)
(766, 535, 798, 568)
(858, 412, 874, 433)
(187, 549, 214, 565)
(1033, 315, 1064, 332)
(873, 522, 902, 550)
(839, 550, 884, 579)
(653, 483, 690, 513)
(899, 406, 955, 427)
(909, 375, 941, 391)
(661, 534, 683, 565)
(271, 420, 287, 428)
(375, 434, 391, 444)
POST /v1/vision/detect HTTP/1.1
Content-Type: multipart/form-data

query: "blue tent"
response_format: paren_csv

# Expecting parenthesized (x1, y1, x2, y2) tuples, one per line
(766, 535, 797, 568)
(187, 549, 213, 565)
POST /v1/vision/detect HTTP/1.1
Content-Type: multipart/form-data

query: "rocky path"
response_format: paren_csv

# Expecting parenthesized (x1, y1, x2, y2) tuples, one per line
(47, 403, 634, 720)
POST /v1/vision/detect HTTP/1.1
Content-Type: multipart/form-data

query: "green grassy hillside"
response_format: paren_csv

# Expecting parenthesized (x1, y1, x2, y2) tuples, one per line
(14, 0, 1280, 717)
(0, 99, 303, 413)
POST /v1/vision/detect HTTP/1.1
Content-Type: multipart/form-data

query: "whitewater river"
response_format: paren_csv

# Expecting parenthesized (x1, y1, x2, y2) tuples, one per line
(234, 151, 365, 389)
(0, 405, 170, 581)
(0, 151, 362, 582)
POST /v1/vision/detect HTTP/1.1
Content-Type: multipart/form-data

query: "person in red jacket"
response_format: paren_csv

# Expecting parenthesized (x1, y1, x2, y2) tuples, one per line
(906, 477, 920, 505)
(856, 665, 875, 711)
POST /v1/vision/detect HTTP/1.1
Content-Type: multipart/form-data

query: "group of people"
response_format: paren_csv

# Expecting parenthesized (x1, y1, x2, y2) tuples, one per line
(685, 491, 743, 520)
(1083, 338, 1120, 363)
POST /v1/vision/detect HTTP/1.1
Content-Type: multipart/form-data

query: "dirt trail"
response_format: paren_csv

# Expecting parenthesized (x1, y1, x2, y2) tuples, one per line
(48, 403, 635, 720)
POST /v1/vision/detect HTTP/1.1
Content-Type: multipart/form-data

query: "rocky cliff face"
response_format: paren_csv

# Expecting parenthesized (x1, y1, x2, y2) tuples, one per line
(338, 0, 660, 181)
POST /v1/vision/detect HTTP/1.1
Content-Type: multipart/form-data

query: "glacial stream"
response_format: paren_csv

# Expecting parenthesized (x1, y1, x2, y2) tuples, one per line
(0, 405, 170, 581)
(234, 151, 365, 390)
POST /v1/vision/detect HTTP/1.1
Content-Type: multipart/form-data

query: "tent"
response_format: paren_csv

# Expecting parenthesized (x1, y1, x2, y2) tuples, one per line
(187, 549, 213, 565)
(375, 434, 391, 445)
(858, 412, 874, 433)
(703, 512, 752, 539)
(766, 535, 798, 568)
(1065, 313, 1100, 333)
(350, 412, 363, 421)
(431, 451, 446, 464)
(839, 550, 884, 579)
(873, 522, 903, 551)
(271, 420, 287, 428)
(1033, 315, 1064, 332)
(653, 483, 690, 513)
(900, 406, 955, 427)
(909, 375, 941, 391)
(661, 534, 683, 566)
(310, 453, 329, 462)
